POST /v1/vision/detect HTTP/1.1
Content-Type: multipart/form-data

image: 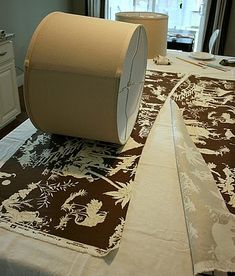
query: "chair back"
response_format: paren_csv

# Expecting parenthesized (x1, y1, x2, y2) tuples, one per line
(209, 29, 220, 54)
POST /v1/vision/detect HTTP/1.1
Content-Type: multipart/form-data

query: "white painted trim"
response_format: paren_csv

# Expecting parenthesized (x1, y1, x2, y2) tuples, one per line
(17, 73, 24, 87)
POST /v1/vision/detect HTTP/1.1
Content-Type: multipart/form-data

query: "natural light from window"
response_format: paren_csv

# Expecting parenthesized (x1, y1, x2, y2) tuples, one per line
(106, 0, 206, 51)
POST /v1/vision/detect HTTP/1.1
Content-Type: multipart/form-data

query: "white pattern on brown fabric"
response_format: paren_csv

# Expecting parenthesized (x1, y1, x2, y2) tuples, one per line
(172, 75, 235, 214)
(0, 71, 183, 257)
(171, 100, 235, 274)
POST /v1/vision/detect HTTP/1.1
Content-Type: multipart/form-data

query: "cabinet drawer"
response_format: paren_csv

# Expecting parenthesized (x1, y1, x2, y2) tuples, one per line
(0, 42, 14, 64)
(0, 61, 20, 129)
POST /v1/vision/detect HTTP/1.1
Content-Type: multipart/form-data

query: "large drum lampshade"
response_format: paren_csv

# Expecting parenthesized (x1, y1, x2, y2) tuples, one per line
(116, 12, 168, 58)
(24, 12, 147, 144)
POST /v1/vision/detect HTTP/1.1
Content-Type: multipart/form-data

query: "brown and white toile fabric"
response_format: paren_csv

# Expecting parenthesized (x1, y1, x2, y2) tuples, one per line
(171, 74, 235, 274)
(171, 100, 235, 274)
(172, 75, 235, 214)
(0, 71, 182, 257)
(0, 70, 234, 274)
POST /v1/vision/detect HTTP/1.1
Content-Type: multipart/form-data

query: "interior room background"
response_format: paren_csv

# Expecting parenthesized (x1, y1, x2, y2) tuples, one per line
(0, 0, 234, 88)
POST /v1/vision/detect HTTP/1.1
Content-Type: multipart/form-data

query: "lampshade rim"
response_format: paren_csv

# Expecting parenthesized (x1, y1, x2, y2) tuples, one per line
(116, 12, 168, 21)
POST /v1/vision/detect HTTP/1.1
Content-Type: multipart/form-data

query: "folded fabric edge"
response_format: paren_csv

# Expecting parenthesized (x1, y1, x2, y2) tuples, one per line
(194, 261, 235, 275)
(169, 99, 235, 275)
(0, 220, 117, 258)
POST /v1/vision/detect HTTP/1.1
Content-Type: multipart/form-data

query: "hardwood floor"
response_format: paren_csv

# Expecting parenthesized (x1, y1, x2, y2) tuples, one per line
(0, 86, 28, 140)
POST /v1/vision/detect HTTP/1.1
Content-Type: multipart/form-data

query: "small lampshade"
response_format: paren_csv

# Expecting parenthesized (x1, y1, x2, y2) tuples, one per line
(116, 12, 168, 58)
(24, 12, 147, 145)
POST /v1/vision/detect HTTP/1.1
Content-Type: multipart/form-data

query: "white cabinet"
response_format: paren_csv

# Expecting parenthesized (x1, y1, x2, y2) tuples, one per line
(0, 41, 20, 129)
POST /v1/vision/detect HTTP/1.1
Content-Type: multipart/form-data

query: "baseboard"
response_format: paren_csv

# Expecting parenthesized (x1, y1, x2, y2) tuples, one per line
(17, 73, 24, 87)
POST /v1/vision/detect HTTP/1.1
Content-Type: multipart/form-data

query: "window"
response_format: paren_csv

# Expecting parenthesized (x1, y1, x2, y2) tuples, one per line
(106, 0, 206, 51)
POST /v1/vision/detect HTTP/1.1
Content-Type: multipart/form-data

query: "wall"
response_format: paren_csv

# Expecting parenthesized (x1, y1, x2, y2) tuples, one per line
(71, 0, 86, 15)
(0, 0, 72, 83)
(224, 0, 235, 56)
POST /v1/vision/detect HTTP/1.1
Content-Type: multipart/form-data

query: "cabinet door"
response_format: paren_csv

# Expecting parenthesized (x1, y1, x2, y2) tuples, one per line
(0, 61, 20, 128)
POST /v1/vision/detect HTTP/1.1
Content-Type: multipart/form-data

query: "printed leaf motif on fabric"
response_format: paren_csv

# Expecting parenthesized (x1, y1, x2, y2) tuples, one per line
(172, 75, 235, 213)
(171, 100, 235, 273)
(0, 70, 183, 256)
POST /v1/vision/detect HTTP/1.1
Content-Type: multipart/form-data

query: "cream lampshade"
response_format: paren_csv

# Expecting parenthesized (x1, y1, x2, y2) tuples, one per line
(116, 12, 168, 58)
(24, 12, 147, 145)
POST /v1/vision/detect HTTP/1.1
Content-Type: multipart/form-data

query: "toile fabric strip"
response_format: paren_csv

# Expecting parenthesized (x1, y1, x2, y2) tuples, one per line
(170, 100, 235, 274)
(172, 75, 235, 214)
(0, 71, 183, 257)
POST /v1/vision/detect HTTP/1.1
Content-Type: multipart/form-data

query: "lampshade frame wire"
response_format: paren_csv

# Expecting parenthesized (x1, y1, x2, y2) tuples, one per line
(122, 28, 144, 141)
